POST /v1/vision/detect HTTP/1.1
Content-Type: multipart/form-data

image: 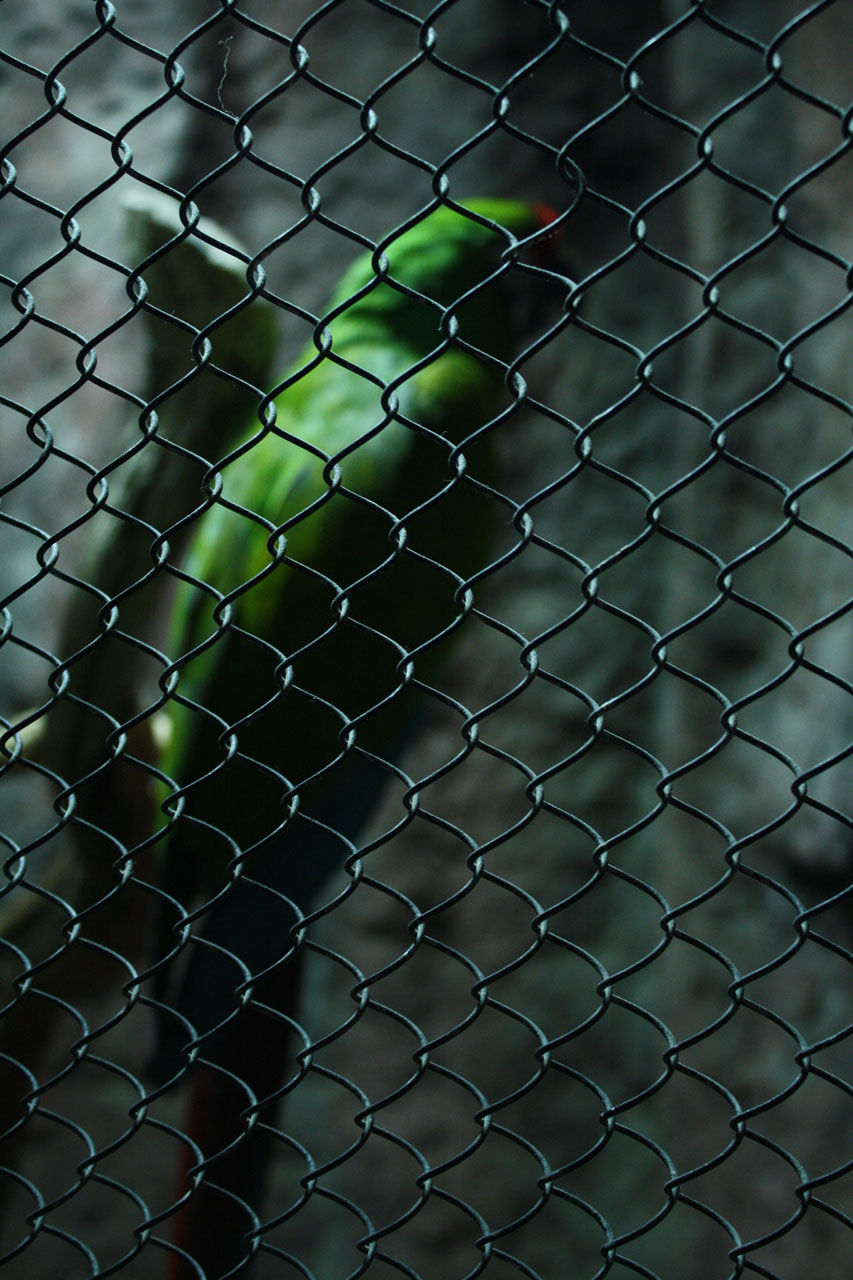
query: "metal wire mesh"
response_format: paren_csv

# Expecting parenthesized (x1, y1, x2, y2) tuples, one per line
(0, 2, 851, 1278)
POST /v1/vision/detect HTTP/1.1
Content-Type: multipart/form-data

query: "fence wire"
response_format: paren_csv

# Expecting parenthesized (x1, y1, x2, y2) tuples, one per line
(0, 2, 851, 1279)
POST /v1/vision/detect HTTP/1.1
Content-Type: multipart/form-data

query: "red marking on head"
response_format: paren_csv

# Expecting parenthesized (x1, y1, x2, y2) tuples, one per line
(534, 202, 560, 229)
(530, 204, 564, 264)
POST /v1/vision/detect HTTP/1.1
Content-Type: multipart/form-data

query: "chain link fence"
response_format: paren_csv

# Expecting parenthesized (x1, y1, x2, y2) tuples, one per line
(0, 2, 850, 1277)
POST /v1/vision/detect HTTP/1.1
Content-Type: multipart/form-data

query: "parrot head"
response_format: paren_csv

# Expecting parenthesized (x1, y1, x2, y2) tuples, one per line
(327, 198, 561, 361)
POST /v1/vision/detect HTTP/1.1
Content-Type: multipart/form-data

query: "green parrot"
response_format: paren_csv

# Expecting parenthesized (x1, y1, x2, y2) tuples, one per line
(154, 198, 558, 1279)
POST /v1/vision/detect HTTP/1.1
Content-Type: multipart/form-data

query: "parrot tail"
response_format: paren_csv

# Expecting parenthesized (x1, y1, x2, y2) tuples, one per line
(166, 952, 303, 1280)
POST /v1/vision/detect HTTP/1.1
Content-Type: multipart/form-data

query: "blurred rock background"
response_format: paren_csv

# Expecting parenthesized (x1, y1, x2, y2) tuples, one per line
(0, 1, 850, 1277)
